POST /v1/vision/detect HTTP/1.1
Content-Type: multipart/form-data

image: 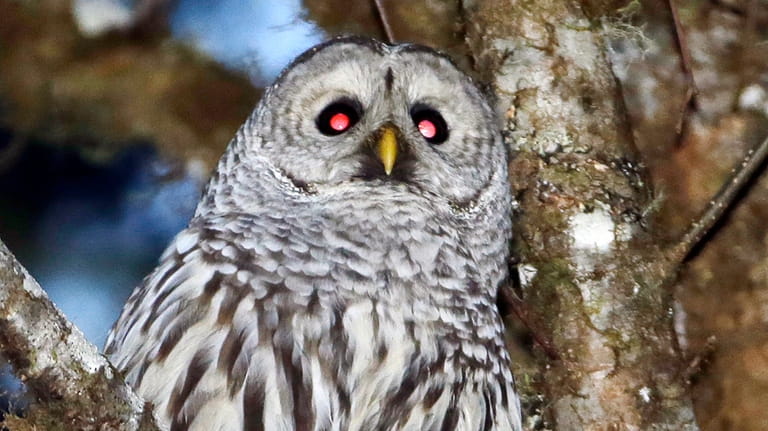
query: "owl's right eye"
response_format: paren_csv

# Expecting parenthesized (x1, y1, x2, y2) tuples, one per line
(410, 104, 449, 145)
(316, 99, 361, 136)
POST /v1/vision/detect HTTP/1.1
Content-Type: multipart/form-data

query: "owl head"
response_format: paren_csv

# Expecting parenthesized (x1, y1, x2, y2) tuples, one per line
(205, 37, 508, 215)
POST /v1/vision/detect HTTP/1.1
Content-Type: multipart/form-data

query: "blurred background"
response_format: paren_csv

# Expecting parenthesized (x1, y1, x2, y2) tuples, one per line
(1, 0, 767, 429)
(1, 0, 328, 350)
(0, 0, 469, 347)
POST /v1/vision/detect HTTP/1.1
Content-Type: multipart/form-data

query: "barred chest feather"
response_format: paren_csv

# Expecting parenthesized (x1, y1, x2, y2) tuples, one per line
(106, 185, 521, 431)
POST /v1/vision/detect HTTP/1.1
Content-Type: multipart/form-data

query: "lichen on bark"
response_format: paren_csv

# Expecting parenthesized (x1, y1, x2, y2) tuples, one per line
(462, 0, 698, 429)
(0, 240, 159, 430)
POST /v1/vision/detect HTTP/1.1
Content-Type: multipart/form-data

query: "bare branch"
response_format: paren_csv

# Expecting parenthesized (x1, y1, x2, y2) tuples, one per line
(667, 134, 768, 264)
(669, 0, 699, 145)
(0, 239, 160, 430)
(373, 0, 396, 43)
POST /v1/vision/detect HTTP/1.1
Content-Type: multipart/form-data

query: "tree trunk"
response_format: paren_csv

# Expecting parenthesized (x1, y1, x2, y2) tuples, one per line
(463, 1, 698, 429)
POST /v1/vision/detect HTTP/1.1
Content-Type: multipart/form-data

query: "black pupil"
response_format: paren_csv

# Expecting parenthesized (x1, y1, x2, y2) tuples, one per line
(317, 99, 360, 136)
(410, 104, 448, 144)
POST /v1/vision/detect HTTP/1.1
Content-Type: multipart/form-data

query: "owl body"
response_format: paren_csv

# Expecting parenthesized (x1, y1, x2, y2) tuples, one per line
(106, 37, 522, 430)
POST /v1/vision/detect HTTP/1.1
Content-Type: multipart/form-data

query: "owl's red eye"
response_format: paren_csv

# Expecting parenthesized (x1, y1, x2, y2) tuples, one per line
(411, 104, 448, 144)
(317, 99, 361, 136)
(329, 113, 350, 132)
(417, 119, 437, 139)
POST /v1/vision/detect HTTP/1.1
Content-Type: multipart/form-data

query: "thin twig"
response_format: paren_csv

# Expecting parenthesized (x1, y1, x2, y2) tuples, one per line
(668, 0, 699, 145)
(668, 134, 768, 264)
(373, 0, 396, 44)
(500, 286, 561, 361)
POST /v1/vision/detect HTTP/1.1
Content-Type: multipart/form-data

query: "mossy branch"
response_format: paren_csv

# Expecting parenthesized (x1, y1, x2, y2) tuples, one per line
(0, 239, 160, 430)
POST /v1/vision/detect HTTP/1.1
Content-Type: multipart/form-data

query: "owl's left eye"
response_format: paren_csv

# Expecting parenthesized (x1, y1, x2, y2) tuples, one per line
(316, 98, 361, 136)
(410, 104, 449, 145)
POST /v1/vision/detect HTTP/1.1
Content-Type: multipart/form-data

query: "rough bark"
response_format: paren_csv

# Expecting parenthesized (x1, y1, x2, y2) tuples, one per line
(462, 1, 698, 429)
(616, 2, 768, 429)
(0, 239, 160, 430)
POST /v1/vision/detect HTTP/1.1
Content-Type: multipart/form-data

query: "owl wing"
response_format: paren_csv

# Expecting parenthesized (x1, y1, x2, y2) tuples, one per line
(106, 220, 345, 431)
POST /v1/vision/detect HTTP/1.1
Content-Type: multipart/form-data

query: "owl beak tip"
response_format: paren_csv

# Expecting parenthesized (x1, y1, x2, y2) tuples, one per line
(377, 127, 398, 176)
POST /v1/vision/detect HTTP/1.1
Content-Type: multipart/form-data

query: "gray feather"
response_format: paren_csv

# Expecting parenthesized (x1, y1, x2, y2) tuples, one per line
(106, 36, 522, 431)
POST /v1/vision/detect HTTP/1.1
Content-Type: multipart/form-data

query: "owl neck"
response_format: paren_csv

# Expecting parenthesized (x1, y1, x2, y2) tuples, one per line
(200, 155, 506, 231)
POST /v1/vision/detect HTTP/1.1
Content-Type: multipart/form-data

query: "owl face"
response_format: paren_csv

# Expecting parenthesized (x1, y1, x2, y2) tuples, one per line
(246, 37, 503, 206)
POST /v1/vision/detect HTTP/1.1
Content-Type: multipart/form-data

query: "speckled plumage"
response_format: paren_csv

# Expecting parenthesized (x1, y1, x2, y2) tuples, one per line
(105, 37, 522, 431)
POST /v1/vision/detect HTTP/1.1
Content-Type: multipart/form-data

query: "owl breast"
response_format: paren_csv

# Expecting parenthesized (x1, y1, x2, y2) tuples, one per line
(106, 184, 520, 431)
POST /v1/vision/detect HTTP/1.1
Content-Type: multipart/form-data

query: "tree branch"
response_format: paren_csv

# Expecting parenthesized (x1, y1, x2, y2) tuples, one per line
(668, 0, 699, 145)
(372, 0, 396, 43)
(667, 134, 768, 265)
(0, 239, 159, 430)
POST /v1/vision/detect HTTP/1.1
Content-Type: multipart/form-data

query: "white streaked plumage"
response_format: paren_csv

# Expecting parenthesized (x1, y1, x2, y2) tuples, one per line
(106, 36, 522, 430)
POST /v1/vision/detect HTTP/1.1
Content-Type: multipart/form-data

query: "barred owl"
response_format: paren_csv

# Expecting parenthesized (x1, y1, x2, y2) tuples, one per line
(105, 36, 522, 431)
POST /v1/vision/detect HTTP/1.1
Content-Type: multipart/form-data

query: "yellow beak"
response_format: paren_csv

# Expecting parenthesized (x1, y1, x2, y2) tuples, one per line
(376, 127, 398, 175)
